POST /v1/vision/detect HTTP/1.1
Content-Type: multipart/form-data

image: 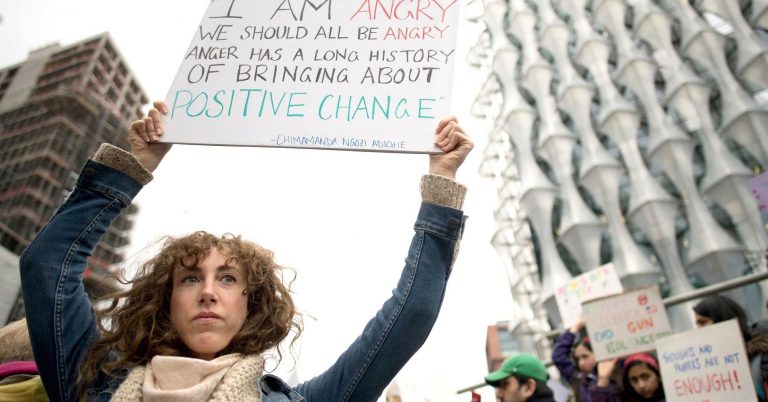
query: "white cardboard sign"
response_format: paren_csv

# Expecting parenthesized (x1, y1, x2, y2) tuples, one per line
(656, 320, 757, 402)
(583, 285, 673, 361)
(554, 263, 624, 328)
(162, 0, 461, 153)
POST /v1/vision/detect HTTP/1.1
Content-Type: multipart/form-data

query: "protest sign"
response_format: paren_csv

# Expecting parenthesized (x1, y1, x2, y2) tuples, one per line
(583, 285, 672, 361)
(161, 0, 461, 153)
(554, 263, 624, 328)
(750, 172, 768, 219)
(656, 320, 757, 402)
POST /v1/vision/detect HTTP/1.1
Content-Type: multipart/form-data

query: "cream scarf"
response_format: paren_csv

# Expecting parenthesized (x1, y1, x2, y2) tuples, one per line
(110, 354, 264, 402)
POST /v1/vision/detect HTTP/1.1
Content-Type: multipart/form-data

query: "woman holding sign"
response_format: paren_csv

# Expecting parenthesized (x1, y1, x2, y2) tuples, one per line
(693, 295, 768, 402)
(552, 319, 621, 402)
(20, 101, 474, 402)
(588, 353, 665, 402)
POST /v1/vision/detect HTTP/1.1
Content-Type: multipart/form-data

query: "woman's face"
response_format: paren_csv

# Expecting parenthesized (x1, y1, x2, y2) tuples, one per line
(170, 247, 248, 359)
(628, 364, 660, 399)
(695, 313, 714, 327)
(574, 344, 597, 373)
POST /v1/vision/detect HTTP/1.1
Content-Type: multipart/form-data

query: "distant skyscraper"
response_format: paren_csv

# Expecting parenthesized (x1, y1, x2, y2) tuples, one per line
(0, 33, 148, 321)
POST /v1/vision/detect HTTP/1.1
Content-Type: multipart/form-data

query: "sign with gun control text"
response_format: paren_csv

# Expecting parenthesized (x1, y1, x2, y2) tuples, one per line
(162, 0, 460, 153)
(583, 286, 673, 361)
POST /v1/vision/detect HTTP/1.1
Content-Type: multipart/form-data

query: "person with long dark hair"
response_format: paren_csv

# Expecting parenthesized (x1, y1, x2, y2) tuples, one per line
(694, 294, 768, 401)
(619, 353, 665, 402)
(552, 319, 619, 401)
(693, 295, 752, 337)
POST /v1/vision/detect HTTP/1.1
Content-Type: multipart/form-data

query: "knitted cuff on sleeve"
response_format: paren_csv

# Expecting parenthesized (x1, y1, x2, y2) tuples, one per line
(92, 143, 153, 186)
(420, 174, 466, 210)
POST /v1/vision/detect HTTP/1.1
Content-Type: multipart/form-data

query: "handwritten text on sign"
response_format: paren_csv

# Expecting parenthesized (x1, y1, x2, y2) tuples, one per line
(555, 263, 624, 328)
(656, 320, 757, 402)
(583, 286, 672, 361)
(162, 0, 460, 152)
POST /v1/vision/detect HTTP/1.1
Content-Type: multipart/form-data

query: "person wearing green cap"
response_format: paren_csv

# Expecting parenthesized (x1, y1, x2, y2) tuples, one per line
(485, 353, 556, 402)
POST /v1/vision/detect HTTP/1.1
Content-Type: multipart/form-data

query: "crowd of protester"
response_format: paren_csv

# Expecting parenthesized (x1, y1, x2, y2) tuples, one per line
(564, 294, 761, 402)
(483, 293, 768, 402)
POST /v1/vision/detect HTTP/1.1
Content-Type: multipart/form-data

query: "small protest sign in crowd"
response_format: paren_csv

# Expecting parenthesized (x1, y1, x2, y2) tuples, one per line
(552, 290, 765, 402)
(480, 264, 768, 402)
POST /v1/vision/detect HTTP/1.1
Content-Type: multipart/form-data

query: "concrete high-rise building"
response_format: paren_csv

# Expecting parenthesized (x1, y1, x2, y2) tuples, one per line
(469, 0, 768, 355)
(0, 33, 148, 322)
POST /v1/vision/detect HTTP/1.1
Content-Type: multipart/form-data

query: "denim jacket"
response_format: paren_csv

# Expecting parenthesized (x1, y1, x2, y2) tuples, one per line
(21, 146, 467, 402)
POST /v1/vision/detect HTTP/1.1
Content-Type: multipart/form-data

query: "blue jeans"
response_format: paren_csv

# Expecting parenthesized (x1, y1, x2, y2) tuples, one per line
(21, 160, 466, 402)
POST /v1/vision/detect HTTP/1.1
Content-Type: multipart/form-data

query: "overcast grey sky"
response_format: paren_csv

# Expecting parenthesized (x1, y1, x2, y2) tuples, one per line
(0, 1, 515, 400)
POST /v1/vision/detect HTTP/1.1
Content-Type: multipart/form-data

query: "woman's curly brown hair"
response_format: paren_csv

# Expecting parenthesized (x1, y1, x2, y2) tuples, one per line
(76, 231, 302, 400)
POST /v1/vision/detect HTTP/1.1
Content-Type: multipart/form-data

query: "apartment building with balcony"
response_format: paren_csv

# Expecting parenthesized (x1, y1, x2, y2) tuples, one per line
(0, 33, 148, 322)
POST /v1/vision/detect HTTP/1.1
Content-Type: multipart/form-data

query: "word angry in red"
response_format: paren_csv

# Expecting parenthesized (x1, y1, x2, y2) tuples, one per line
(350, 0, 458, 23)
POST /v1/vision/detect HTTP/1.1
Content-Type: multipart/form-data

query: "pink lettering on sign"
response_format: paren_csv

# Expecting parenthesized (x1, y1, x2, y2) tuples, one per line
(674, 370, 742, 396)
(349, 0, 459, 23)
(382, 25, 450, 40)
(749, 172, 768, 213)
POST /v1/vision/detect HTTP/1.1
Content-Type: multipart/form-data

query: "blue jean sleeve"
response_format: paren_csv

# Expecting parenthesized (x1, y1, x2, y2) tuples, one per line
(20, 161, 142, 402)
(295, 202, 466, 402)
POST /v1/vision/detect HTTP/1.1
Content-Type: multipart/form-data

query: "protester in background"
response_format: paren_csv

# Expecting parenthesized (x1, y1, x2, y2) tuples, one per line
(0, 318, 33, 363)
(20, 101, 474, 401)
(485, 353, 556, 402)
(385, 381, 402, 402)
(552, 318, 619, 401)
(752, 299, 768, 399)
(751, 299, 768, 334)
(618, 353, 664, 402)
(693, 294, 752, 336)
(751, 335, 768, 402)
(0, 318, 48, 401)
(585, 359, 621, 402)
(694, 294, 768, 401)
(747, 331, 768, 402)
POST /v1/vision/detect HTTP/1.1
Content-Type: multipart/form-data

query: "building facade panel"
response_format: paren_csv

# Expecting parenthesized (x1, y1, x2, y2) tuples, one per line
(471, 0, 768, 353)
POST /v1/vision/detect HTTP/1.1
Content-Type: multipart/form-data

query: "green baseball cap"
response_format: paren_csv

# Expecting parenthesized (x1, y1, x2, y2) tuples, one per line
(485, 353, 548, 386)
